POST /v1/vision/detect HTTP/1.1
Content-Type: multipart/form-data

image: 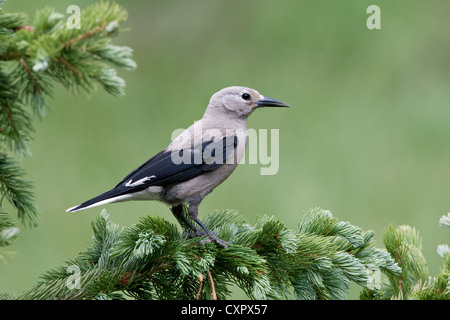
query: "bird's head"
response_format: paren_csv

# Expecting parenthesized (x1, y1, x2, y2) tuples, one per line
(205, 86, 290, 120)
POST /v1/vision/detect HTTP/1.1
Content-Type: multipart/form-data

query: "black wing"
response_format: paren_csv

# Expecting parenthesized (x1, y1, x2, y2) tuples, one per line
(68, 135, 238, 211)
(116, 135, 238, 189)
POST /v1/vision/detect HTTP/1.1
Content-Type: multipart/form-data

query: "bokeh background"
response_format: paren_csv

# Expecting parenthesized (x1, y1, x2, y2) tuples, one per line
(1, 0, 449, 299)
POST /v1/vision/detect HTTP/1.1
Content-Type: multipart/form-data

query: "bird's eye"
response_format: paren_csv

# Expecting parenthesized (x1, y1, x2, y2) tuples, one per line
(241, 93, 251, 100)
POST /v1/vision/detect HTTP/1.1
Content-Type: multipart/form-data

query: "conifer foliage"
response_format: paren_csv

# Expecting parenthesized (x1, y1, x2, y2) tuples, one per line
(360, 213, 450, 300)
(14, 208, 402, 300)
(0, 0, 136, 253)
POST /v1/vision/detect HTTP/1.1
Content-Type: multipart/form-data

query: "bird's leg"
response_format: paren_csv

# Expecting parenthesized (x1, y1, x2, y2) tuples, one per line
(171, 204, 204, 238)
(188, 202, 231, 248)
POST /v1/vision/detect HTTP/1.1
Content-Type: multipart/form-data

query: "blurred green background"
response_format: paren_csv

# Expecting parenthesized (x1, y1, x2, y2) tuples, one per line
(1, 0, 449, 299)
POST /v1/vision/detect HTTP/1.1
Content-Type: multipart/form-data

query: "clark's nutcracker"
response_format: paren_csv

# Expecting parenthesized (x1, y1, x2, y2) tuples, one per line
(67, 86, 290, 247)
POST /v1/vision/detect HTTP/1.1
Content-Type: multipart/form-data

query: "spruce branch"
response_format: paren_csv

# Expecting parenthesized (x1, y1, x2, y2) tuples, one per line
(1, 102, 15, 130)
(0, 70, 34, 155)
(56, 56, 81, 78)
(0, 153, 39, 228)
(18, 58, 41, 95)
(62, 24, 106, 48)
(206, 270, 217, 300)
(10, 208, 401, 300)
(0, 210, 19, 263)
(0, 1, 135, 259)
(360, 215, 450, 300)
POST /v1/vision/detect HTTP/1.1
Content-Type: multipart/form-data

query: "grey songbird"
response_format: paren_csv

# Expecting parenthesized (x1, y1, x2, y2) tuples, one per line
(67, 86, 290, 247)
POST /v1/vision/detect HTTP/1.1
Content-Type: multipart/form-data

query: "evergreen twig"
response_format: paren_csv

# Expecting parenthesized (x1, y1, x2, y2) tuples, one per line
(10, 208, 402, 300)
(360, 214, 450, 300)
(0, 1, 135, 251)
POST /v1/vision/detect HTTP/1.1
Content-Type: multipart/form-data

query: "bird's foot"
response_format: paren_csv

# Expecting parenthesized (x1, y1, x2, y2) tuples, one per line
(188, 215, 232, 248)
(184, 230, 231, 248)
(199, 235, 232, 249)
(183, 229, 206, 238)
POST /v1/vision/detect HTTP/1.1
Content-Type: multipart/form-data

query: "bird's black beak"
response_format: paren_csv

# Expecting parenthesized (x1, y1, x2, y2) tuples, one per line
(256, 96, 290, 108)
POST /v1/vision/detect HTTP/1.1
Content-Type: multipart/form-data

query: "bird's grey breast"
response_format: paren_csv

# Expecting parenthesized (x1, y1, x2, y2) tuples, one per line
(162, 120, 248, 204)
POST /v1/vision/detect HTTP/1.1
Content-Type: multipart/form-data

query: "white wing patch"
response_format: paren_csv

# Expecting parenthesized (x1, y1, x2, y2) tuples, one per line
(125, 175, 156, 187)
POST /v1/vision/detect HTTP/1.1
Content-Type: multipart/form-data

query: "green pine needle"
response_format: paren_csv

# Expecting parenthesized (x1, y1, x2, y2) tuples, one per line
(0, 1, 136, 246)
(11, 207, 403, 300)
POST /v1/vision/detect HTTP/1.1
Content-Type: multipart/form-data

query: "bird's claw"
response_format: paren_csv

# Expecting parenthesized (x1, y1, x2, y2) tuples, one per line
(183, 230, 231, 248)
(199, 236, 231, 249)
(183, 229, 206, 238)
